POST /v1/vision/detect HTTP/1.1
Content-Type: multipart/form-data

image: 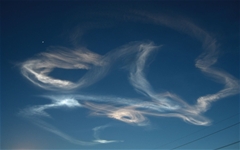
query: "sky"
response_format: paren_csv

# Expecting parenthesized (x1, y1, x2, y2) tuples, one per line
(1, 1, 240, 149)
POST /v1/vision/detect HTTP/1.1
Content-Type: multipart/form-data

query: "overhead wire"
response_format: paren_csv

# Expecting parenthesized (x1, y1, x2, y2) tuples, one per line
(154, 113, 239, 149)
(215, 141, 240, 150)
(171, 122, 240, 149)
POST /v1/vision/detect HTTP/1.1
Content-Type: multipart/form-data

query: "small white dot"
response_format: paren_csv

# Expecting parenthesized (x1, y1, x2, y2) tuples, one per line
(42, 41, 44, 43)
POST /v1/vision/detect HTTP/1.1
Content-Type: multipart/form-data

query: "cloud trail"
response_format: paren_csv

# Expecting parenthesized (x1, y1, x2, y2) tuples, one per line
(130, 11, 240, 114)
(20, 97, 121, 145)
(20, 96, 82, 118)
(21, 47, 106, 91)
(19, 12, 239, 145)
(32, 119, 97, 146)
(93, 124, 122, 143)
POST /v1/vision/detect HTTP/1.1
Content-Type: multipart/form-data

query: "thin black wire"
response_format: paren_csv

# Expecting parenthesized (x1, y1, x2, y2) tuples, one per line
(154, 113, 239, 149)
(171, 122, 240, 149)
(215, 141, 240, 150)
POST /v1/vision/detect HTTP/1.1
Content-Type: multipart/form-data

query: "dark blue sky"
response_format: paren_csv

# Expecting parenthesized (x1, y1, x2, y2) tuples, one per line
(1, 1, 239, 149)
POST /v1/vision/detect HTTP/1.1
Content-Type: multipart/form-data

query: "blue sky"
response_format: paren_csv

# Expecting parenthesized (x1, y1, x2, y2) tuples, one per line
(1, 1, 239, 149)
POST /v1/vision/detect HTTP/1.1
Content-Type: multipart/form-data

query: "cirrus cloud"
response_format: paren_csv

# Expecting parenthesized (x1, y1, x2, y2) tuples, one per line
(19, 11, 239, 145)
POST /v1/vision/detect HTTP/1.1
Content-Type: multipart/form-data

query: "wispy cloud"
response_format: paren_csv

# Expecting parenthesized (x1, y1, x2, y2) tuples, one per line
(32, 119, 97, 146)
(20, 47, 105, 91)
(93, 124, 122, 143)
(19, 11, 239, 145)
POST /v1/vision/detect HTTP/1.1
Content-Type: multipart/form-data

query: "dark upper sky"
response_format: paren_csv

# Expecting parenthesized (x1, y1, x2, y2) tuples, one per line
(1, 1, 239, 149)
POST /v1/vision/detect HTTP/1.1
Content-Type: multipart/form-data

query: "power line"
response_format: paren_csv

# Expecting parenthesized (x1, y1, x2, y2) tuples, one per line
(215, 141, 240, 150)
(154, 113, 239, 149)
(171, 122, 240, 149)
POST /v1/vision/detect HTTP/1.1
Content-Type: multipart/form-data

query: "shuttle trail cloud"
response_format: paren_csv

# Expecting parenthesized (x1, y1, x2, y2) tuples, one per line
(21, 47, 106, 91)
(19, 12, 239, 145)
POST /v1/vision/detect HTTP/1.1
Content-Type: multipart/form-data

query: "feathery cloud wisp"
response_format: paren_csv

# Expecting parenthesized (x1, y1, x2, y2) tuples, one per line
(19, 12, 239, 145)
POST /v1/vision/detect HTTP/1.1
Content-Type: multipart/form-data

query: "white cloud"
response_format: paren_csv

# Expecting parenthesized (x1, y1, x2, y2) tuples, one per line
(19, 11, 239, 145)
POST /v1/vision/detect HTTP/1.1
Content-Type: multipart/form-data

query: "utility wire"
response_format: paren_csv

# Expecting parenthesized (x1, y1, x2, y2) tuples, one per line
(171, 122, 240, 149)
(215, 141, 240, 150)
(154, 113, 239, 149)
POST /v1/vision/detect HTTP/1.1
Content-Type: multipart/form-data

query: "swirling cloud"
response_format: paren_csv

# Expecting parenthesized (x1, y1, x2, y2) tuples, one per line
(21, 47, 105, 90)
(19, 12, 239, 145)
